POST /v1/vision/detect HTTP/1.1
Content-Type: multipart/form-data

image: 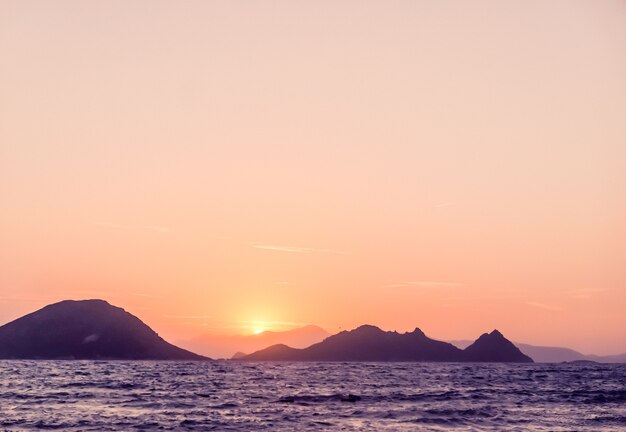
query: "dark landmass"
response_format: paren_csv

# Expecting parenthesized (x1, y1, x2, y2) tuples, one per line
(450, 340, 626, 363)
(241, 325, 532, 362)
(463, 330, 533, 362)
(231, 351, 247, 359)
(0, 300, 208, 360)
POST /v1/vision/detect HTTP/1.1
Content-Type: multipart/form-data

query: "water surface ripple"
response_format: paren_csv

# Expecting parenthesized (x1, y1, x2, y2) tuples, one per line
(1, 361, 624, 430)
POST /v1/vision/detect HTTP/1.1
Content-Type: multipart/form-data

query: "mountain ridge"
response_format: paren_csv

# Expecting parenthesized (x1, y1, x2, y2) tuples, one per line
(241, 325, 533, 362)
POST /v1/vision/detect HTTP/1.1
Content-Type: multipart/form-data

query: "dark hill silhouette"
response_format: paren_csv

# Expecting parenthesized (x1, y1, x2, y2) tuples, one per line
(450, 339, 587, 362)
(0, 300, 208, 360)
(451, 339, 626, 363)
(463, 330, 533, 362)
(241, 325, 532, 362)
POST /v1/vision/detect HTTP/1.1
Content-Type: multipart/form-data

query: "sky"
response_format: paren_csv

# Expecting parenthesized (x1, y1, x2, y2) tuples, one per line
(1, 0, 625, 355)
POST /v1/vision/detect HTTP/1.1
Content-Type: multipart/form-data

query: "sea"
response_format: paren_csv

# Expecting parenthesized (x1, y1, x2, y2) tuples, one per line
(0, 361, 624, 431)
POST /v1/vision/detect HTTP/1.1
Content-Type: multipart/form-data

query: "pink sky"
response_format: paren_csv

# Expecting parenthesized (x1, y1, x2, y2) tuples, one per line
(1, 0, 625, 355)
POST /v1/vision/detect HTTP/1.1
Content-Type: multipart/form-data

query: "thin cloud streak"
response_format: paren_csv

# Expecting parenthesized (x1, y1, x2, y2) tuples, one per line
(143, 225, 170, 233)
(93, 222, 170, 234)
(94, 221, 129, 229)
(569, 288, 607, 299)
(0, 296, 55, 302)
(162, 316, 312, 331)
(64, 290, 158, 299)
(240, 319, 311, 327)
(526, 302, 564, 311)
(386, 281, 466, 288)
(252, 243, 347, 255)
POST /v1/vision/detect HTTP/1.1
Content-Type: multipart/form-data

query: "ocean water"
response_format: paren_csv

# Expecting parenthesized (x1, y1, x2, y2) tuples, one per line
(0, 361, 624, 431)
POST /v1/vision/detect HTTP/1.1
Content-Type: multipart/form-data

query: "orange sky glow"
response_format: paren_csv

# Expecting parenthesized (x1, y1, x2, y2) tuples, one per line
(1, 0, 625, 355)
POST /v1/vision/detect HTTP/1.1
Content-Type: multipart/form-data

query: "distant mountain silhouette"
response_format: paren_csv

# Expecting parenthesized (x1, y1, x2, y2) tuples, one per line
(450, 340, 626, 363)
(241, 325, 532, 362)
(179, 324, 330, 359)
(585, 353, 626, 363)
(0, 300, 208, 360)
(508, 343, 585, 363)
(463, 330, 533, 362)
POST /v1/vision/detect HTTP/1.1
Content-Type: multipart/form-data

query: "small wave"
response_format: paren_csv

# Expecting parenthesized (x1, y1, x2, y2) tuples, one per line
(0, 360, 623, 430)
(277, 393, 362, 404)
(589, 415, 626, 424)
(566, 389, 626, 404)
(388, 390, 461, 402)
(424, 407, 498, 418)
(209, 402, 238, 409)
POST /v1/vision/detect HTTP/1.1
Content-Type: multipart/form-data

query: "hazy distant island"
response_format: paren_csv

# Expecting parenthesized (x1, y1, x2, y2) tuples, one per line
(240, 325, 533, 362)
(179, 324, 331, 359)
(449, 339, 626, 363)
(0, 300, 208, 360)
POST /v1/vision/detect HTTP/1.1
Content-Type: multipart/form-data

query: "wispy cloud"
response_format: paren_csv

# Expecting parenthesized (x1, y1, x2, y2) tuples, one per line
(94, 222, 170, 234)
(240, 319, 310, 327)
(64, 290, 157, 299)
(569, 288, 607, 299)
(129, 292, 155, 298)
(386, 281, 466, 288)
(526, 302, 564, 311)
(94, 221, 129, 229)
(142, 225, 170, 233)
(252, 243, 347, 255)
(164, 314, 214, 319)
(0, 295, 53, 302)
(162, 316, 312, 332)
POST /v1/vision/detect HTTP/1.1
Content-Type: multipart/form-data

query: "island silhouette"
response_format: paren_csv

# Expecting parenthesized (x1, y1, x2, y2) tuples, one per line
(0, 299, 534, 362)
(241, 324, 533, 362)
(449, 339, 626, 363)
(0, 300, 207, 360)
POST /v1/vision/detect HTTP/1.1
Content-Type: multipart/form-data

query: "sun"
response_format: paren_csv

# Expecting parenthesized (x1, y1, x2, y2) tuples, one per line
(250, 319, 269, 335)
